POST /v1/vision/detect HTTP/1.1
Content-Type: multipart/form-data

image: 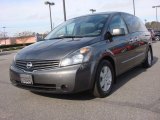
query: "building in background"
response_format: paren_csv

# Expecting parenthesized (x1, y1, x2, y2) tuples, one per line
(0, 36, 36, 46)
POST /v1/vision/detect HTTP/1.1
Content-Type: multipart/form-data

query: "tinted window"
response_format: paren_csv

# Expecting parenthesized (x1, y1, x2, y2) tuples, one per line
(45, 15, 109, 39)
(122, 13, 147, 33)
(109, 15, 128, 34)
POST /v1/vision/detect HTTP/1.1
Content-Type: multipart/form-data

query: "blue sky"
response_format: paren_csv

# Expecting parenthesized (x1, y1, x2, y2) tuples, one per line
(0, 0, 160, 36)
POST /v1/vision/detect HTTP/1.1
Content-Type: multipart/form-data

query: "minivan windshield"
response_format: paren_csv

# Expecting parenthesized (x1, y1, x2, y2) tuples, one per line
(45, 15, 109, 40)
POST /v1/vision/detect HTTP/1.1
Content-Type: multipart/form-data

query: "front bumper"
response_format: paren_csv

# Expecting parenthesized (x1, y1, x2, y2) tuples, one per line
(10, 63, 93, 94)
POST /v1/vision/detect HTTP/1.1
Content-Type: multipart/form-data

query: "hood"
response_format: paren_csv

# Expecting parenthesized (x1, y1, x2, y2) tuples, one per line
(16, 37, 100, 60)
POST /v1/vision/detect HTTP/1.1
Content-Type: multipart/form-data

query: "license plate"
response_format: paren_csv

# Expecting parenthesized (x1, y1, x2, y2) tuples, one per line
(20, 74, 33, 85)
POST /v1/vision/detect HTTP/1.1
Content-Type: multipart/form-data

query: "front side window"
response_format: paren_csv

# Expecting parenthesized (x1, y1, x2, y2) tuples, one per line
(45, 15, 109, 39)
(109, 15, 128, 34)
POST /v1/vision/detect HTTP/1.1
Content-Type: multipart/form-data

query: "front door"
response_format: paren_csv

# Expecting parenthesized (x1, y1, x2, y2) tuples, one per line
(107, 14, 137, 75)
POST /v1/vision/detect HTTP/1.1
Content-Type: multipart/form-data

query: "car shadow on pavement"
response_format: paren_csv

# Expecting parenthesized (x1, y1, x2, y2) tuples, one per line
(111, 56, 158, 94)
(32, 56, 158, 101)
(31, 91, 95, 101)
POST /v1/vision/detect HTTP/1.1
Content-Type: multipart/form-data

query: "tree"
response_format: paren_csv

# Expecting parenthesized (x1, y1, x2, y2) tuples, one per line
(14, 31, 35, 37)
(145, 21, 160, 30)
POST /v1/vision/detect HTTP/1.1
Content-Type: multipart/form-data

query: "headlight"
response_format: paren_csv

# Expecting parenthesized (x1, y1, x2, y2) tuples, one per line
(60, 46, 93, 67)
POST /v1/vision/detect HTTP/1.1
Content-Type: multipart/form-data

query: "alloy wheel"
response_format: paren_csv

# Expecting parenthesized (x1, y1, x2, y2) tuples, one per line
(99, 66, 112, 92)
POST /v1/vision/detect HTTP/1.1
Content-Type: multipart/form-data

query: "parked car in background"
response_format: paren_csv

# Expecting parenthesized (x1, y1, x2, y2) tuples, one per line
(148, 28, 156, 41)
(154, 31, 160, 41)
(10, 12, 153, 98)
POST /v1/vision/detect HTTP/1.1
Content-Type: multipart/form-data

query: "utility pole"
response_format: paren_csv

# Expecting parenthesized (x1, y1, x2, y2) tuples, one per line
(63, 0, 67, 21)
(152, 5, 160, 22)
(152, 5, 160, 30)
(90, 9, 96, 14)
(45, 1, 55, 31)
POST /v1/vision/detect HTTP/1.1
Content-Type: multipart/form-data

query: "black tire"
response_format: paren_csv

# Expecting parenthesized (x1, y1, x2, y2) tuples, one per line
(93, 60, 114, 98)
(155, 36, 160, 41)
(143, 48, 153, 68)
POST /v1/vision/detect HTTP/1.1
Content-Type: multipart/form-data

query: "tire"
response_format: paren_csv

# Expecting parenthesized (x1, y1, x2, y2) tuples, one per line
(93, 60, 114, 98)
(143, 48, 153, 68)
(155, 36, 160, 41)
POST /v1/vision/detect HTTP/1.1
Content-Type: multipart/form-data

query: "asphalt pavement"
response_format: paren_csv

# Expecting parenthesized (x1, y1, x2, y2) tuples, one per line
(0, 42, 160, 120)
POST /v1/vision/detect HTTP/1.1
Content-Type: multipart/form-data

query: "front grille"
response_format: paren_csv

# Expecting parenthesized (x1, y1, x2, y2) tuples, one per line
(15, 60, 60, 71)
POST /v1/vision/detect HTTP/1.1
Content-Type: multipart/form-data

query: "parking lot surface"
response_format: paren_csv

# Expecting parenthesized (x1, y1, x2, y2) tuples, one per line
(0, 42, 160, 120)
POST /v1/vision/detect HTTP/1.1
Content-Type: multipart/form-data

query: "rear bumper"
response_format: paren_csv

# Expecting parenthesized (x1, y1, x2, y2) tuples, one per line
(10, 63, 94, 94)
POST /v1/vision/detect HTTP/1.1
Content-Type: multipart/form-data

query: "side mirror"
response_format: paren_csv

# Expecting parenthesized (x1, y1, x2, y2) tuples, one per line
(112, 28, 125, 36)
(104, 28, 125, 41)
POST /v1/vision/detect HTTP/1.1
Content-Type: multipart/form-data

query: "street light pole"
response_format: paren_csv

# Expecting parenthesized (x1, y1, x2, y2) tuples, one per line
(152, 5, 160, 30)
(49, 4, 53, 30)
(133, 0, 136, 16)
(63, 0, 67, 21)
(156, 7, 158, 21)
(152, 5, 160, 22)
(90, 9, 96, 14)
(45, 1, 55, 31)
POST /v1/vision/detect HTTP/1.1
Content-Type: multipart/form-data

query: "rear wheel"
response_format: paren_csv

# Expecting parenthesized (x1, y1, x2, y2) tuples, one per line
(155, 36, 160, 41)
(93, 60, 114, 98)
(143, 48, 153, 68)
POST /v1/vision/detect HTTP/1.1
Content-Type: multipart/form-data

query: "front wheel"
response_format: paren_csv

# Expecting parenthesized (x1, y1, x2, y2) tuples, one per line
(93, 60, 114, 98)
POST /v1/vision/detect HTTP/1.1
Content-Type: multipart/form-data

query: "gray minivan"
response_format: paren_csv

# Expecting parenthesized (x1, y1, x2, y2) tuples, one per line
(10, 12, 153, 98)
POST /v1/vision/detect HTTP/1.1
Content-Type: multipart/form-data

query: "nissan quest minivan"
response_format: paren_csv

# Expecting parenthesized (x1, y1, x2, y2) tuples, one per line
(10, 12, 153, 98)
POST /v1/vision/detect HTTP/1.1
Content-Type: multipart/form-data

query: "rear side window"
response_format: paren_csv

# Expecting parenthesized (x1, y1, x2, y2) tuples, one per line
(122, 13, 147, 33)
(109, 15, 128, 34)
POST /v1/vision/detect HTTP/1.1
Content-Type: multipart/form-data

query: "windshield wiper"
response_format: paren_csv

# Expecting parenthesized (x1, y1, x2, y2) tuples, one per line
(48, 35, 83, 40)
